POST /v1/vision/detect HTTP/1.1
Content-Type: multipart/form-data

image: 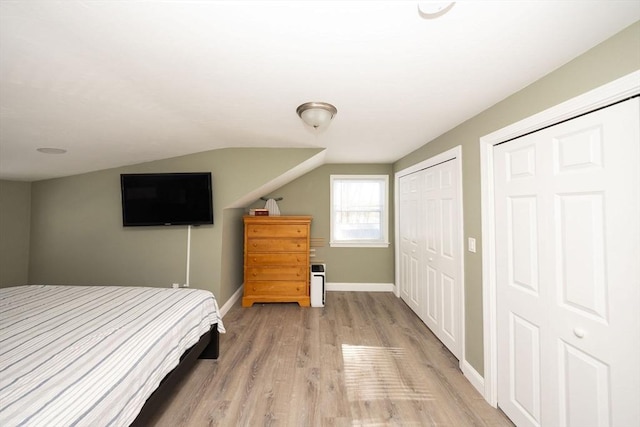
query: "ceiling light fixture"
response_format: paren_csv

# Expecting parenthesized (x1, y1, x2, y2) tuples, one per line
(417, 2, 455, 19)
(296, 102, 337, 129)
(36, 147, 67, 154)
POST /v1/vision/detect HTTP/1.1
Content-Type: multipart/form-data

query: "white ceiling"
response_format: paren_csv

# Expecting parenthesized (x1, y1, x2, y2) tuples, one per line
(1, 1, 638, 181)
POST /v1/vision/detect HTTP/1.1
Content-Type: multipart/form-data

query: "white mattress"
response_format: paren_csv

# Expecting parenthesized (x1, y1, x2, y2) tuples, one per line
(0, 285, 225, 427)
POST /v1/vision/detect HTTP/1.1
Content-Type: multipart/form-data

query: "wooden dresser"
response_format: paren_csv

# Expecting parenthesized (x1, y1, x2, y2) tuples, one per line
(242, 215, 312, 307)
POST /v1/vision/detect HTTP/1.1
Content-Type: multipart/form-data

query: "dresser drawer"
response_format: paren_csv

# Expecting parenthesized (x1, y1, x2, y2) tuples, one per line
(246, 253, 307, 266)
(244, 281, 308, 296)
(247, 238, 307, 252)
(246, 266, 308, 281)
(246, 224, 308, 238)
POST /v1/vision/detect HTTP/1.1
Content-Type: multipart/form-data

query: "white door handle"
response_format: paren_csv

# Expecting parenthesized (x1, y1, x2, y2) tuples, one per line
(428, 257, 434, 262)
(573, 328, 585, 338)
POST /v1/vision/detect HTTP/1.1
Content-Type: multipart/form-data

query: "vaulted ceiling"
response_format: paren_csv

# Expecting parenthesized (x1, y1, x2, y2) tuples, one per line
(1, 1, 638, 181)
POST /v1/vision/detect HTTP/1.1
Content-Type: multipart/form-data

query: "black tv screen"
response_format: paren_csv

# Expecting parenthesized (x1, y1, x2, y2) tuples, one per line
(120, 173, 213, 226)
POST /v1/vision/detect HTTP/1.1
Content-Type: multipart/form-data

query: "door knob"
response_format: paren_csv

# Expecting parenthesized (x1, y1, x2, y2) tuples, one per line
(428, 257, 434, 262)
(573, 328, 585, 338)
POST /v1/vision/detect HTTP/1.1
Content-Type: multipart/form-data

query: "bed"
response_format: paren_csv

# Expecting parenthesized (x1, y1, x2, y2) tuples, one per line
(0, 285, 225, 427)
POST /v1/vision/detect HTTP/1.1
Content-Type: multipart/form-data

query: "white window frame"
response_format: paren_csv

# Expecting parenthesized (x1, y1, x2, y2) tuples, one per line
(330, 174, 390, 248)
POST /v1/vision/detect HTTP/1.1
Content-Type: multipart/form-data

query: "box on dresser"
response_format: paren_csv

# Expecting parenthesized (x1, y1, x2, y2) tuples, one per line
(248, 208, 269, 216)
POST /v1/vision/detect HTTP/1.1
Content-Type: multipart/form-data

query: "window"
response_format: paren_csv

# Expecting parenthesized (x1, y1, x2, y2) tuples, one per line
(330, 175, 389, 247)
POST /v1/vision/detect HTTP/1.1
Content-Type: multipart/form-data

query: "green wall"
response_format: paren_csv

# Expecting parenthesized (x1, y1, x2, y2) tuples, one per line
(0, 180, 31, 287)
(393, 21, 640, 374)
(250, 164, 395, 284)
(27, 147, 322, 306)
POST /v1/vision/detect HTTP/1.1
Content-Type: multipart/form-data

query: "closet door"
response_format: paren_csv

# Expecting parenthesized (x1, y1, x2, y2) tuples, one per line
(494, 98, 640, 427)
(421, 159, 462, 359)
(399, 158, 462, 360)
(399, 172, 421, 315)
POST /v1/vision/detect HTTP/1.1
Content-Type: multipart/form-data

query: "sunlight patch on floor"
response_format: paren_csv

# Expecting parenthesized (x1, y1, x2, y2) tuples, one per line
(342, 344, 433, 402)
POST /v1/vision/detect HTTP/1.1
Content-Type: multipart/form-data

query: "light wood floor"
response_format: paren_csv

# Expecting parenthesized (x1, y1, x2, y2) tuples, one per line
(146, 292, 514, 426)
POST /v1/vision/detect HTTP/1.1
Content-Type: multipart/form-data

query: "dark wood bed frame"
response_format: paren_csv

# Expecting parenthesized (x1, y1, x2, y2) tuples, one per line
(130, 323, 220, 426)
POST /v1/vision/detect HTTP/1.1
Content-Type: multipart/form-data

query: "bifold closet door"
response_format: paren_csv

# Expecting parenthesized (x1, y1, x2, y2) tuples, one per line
(494, 97, 640, 427)
(399, 172, 421, 315)
(399, 159, 462, 360)
(421, 159, 462, 360)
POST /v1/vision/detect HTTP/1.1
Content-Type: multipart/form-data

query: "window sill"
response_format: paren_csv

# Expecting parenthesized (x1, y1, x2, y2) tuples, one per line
(329, 241, 390, 248)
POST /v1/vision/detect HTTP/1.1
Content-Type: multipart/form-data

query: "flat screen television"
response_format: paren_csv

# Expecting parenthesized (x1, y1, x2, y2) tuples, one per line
(120, 172, 213, 226)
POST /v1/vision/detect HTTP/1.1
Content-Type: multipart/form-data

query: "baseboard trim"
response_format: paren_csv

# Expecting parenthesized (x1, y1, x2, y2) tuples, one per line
(460, 359, 486, 401)
(326, 282, 395, 292)
(221, 282, 396, 314)
(219, 285, 243, 317)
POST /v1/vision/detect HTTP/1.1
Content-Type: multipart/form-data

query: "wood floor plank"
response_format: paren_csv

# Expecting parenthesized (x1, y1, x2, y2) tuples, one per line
(145, 292, 513, 426)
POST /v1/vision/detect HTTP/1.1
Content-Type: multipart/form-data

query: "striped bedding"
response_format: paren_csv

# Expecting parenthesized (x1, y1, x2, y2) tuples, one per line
(0, 285, 225, 427)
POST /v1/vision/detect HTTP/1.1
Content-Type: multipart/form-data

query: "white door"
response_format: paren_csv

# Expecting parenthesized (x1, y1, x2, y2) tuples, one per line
(494, 98, 640, 427)
(399, 158, 462, 360)
(399, 172, 421, 314)
(422, 159, 462, 359)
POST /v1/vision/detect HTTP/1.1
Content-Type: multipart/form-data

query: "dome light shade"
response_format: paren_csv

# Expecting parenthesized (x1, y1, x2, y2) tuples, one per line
(417, 2, 455, 19)
(296, 102, 337, 129)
